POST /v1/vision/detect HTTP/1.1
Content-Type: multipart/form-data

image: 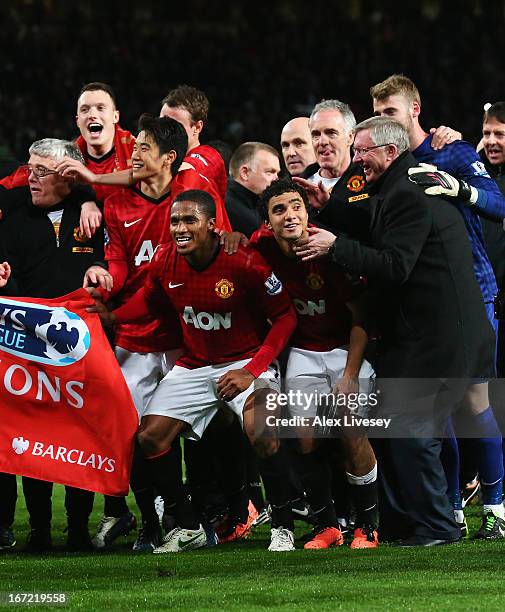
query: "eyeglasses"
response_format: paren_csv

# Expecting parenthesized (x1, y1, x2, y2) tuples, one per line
(353, 143, 393, 156)
(23, 165, 58, 178)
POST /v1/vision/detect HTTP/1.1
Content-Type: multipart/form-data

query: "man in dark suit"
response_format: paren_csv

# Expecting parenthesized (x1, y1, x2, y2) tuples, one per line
(294, 116, 495, 546)
(225, 142, 280, 237)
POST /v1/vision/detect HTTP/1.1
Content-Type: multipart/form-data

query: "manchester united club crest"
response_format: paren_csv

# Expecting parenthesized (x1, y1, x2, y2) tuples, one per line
(306, 273, 324, 291)
(346, 175, 366, 193)
(215, 278, 234, 299)
(73, 226, 88, 243)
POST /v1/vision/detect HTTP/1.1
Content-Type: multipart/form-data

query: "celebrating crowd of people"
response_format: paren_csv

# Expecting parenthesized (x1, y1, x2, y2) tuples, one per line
(1, 71, 505, 556)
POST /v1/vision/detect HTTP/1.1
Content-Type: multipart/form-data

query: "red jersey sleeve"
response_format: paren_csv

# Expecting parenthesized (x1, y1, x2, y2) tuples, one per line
(186, 145, 227, 201)
(0, 166, 29, 189)
(242, 250, 296, 377)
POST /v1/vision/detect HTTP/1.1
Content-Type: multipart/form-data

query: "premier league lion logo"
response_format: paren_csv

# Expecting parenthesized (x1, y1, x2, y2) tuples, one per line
(0, 299, 91, 366)
(34, 308, 90, 365)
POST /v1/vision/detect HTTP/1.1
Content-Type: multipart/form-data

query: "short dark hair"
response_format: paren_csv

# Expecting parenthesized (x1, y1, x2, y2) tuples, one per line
(173, 189, 216, 220)
(258, 178, 310, 223)
(484, 102, 505, 125)
(79, 82, 117, 108)
(137, 114, 188, 175)
(161, 85, 209, 123)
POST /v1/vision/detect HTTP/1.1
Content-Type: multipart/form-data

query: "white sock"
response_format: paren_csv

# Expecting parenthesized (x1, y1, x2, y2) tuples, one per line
(346, 463, 378, 486)
(454, 509, 465, 523)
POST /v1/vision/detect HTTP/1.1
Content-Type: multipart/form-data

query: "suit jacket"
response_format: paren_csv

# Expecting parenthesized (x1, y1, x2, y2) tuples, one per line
(331, 151, 495, 379)
(225, 179, 261, 238)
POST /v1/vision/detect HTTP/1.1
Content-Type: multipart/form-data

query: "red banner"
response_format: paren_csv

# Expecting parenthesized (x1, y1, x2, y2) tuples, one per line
(0, 289, 138, 495)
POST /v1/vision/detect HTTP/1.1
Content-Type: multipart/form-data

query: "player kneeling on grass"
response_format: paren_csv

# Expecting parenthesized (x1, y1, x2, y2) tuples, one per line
(249, 179, 379, 549)
(88, 189, 299, 553)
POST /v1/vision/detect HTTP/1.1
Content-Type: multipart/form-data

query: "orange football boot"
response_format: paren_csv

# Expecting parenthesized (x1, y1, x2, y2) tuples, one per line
(350, 525, 379, 549)
(304, 526, 344, 549)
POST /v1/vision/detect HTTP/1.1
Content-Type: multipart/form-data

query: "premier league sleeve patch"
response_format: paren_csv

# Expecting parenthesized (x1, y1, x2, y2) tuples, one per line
(471, 161, 491, 178)
(265, 272, 282, 295)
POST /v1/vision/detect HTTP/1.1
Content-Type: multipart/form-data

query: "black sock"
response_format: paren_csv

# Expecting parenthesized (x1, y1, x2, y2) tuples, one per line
(246, 438, 267, 512)
(215, 419, 249, 522)
(259, 445, 294, 530)
(103, 495, 128, 518)
(227, 485, 250, 524)
(293, 451, 337, 528)
(130, 442, 158, 527)
(146, 446, 198, 530)
(248, 482, 266, 514)
(349, 481, 378, 527)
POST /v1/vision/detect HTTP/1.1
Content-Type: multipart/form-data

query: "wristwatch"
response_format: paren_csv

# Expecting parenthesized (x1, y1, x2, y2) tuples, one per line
(327, 239, 337, 255)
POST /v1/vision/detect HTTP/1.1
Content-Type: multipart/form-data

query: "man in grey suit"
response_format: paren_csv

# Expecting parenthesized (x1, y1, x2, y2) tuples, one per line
(294, 116, 495, 546)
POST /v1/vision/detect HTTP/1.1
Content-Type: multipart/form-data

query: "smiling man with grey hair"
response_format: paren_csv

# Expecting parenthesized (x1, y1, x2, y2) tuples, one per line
(0, 136, 104, 553)
(293, 115, 495, 547)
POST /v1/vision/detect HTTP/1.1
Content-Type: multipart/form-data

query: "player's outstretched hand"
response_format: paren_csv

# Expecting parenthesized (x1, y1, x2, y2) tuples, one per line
(83, 265, 113, 293)
(408, 163, 477, 204)
(429, 125, 462, 150)
(0, 261, 11, 288)
(293, 226, 337, 261)
(292, 177, 330, 209)
(218, 230, 248, 254)
(85, 287, 115, 326)
(55, 157, 97, 183)
(80, 202, 103, 238)
(216, 368, 255, 401)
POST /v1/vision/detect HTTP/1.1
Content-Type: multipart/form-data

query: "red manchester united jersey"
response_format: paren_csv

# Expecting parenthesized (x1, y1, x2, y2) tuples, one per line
(104, 168, 231, 352)
(186, 144, 227, 202)
(144, 242, 292, 370)
(250, 226, 357, 351)
(85, 149, 128, 203)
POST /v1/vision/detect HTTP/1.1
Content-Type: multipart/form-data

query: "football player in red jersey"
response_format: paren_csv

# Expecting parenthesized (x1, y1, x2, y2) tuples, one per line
(250, 178, 379, 549)
(79, 115, 232, 552)
(160, 85, 227, 201)
(74, 82, 135, 205)
(0, 82, 133, 238)
(89, 188, 298, 553)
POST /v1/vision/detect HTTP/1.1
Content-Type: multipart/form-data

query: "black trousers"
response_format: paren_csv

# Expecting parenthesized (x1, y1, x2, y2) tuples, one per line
(0, 472, 94, 530)
(374, 378, 463, 542)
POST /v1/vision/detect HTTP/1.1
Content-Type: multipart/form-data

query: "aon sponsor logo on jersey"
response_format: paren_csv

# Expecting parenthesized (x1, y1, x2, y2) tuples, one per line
(183, 306, 232, 330)
(134, 240, 160, 266)
(293, 299, 326, 316)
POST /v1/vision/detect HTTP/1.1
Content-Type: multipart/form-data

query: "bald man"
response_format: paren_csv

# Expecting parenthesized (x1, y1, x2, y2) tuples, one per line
(280, 117, 317, 177)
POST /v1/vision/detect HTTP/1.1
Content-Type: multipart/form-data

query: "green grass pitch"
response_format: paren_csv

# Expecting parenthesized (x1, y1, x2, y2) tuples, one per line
(0, 482, 503, 611)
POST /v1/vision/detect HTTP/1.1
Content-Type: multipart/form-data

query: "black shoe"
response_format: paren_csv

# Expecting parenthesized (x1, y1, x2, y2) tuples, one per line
(0, 527, 16, 550)
(394, 535, 460, 547)
(66, 525, 93, 552)
(473, 512, 505, 540)
(26, 528, 52, 553)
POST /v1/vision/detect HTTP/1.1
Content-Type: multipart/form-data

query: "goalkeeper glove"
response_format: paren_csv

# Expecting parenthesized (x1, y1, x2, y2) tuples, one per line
(408, 163, 478, 205)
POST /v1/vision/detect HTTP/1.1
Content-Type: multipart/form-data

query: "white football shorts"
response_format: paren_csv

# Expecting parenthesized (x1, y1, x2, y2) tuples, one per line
(285, 347, 375, 418)
(144, 358, 280, 440)
(115, 346, 182, 419)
